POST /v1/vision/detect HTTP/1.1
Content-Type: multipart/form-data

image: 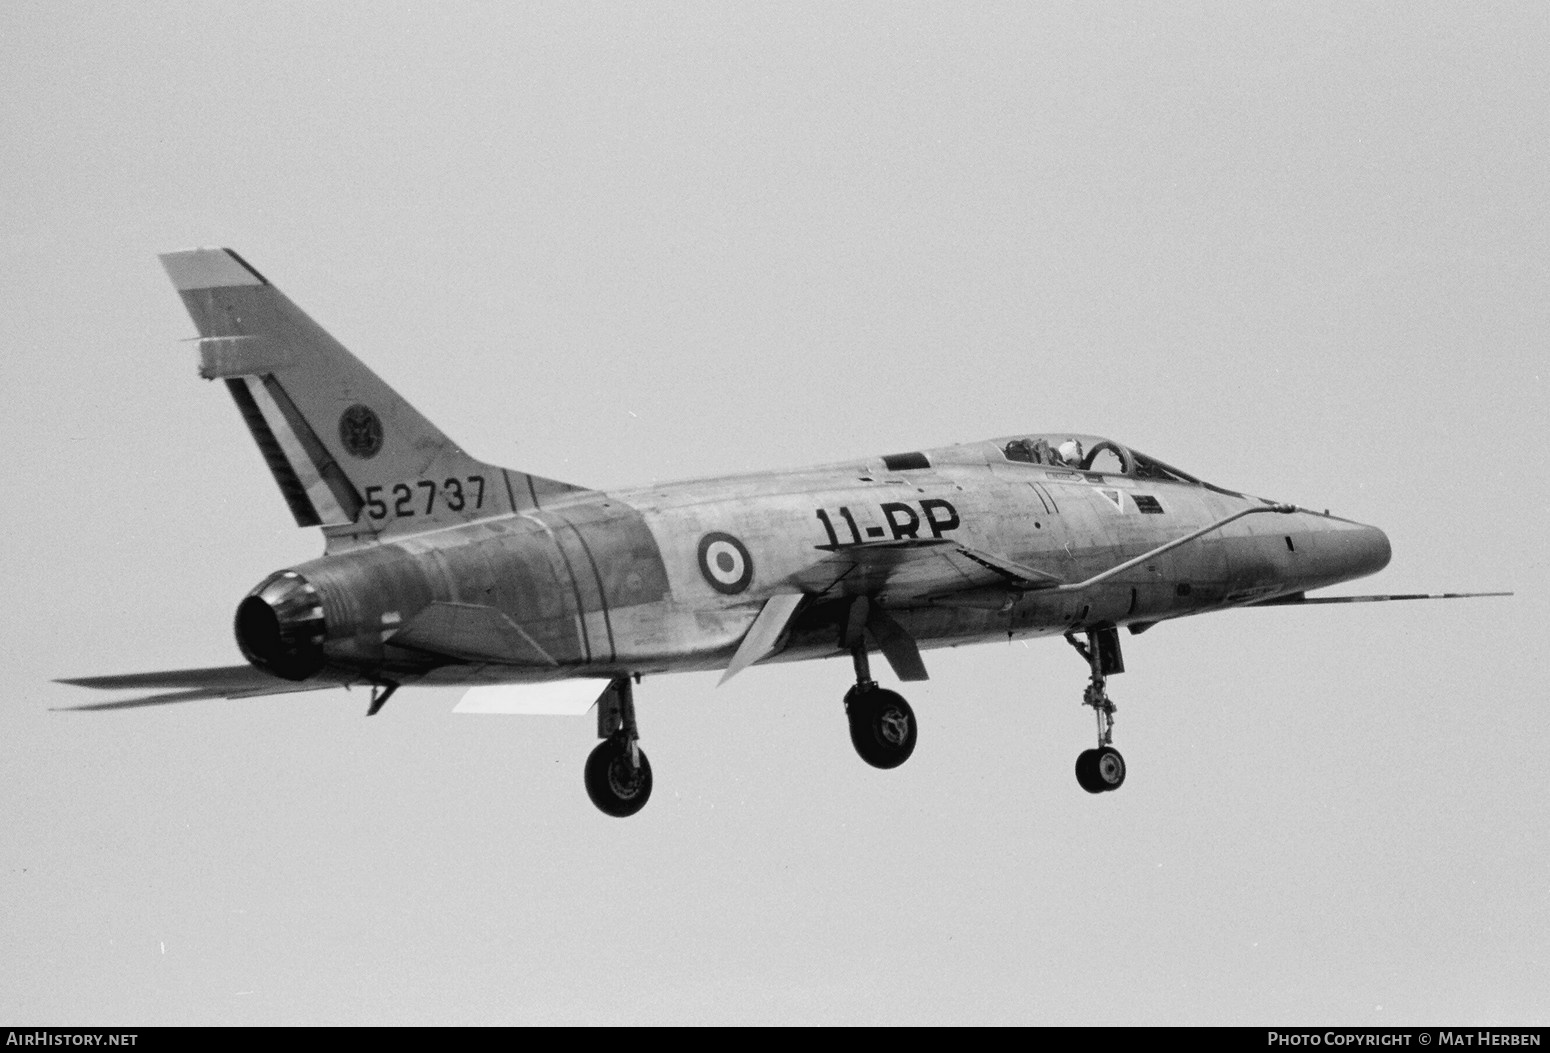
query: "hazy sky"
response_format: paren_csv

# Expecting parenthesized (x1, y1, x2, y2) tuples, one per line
(2, 2, 1544, 1025)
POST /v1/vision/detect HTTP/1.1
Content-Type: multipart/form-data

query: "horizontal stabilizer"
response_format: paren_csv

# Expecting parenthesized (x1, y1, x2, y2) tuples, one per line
(61, 664, 309, 692)
(55, 665, 342, 709)
(453, 680, 612, 715)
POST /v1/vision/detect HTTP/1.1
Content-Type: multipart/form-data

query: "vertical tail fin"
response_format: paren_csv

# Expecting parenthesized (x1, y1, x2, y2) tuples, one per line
(160, 248, 589, 546)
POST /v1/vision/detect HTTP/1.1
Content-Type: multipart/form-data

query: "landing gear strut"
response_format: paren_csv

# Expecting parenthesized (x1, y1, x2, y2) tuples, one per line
(584, 676, 653, 817)
(844, 632, 917, 769)
(1065, 628, 1127, 794)
(365, 680, 398, 717)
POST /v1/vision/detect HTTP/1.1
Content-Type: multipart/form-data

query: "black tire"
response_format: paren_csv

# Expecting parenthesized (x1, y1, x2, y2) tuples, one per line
(845, 686, 917, 769)
(1075, 748, 1105, 794)
(584, 736, 653, 817)
(1094, 746, 1126, 791)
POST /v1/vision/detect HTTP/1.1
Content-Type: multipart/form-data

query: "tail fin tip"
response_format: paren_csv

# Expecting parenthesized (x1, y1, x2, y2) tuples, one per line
(159, 247, 268, 291)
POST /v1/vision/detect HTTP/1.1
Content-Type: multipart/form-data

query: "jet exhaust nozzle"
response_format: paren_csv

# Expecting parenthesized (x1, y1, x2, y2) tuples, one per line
(235, 570, 327, 681)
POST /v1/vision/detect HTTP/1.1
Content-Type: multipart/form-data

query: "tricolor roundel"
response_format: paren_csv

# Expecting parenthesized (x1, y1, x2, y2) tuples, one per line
(697, 532, 753, 594)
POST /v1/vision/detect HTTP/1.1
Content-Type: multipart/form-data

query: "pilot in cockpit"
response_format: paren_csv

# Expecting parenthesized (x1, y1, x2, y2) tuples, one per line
(1005, 436, 1070, 466)
(1055, 438, 1084, 467)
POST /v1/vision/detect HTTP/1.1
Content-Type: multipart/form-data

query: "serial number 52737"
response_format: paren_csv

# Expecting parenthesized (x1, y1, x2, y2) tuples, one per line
(363, 475, 487, 520)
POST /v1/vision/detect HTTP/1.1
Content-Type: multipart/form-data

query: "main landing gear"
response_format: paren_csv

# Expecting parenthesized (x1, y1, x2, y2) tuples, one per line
(844, 637, 917, 769)
(1066, 627, 1127, 794)
(584, 676, 653, 818)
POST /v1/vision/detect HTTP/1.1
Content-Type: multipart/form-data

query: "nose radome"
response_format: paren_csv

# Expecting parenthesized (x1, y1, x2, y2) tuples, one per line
(1329, 520, 1391, 582)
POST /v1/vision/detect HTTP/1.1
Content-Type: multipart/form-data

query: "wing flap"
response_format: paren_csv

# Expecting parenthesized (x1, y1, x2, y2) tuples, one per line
(453, 680, 612, 715)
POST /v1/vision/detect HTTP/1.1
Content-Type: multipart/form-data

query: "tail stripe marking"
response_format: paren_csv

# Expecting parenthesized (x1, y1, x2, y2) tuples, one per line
(258, 376, 364, 522)
(224, 379, 321, 527)
(244, 376, 356, 526)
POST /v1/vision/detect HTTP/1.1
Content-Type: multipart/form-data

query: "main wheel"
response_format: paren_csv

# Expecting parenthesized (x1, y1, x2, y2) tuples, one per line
(1093, 746, 1126, 791)
(1075, 748, 1104, 794)
(584, 736, 653, 817)
(845, 686, 917, 769)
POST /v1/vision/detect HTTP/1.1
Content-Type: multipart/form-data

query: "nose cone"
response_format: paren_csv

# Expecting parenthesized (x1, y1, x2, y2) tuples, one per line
(1327, 520, 1391, 583)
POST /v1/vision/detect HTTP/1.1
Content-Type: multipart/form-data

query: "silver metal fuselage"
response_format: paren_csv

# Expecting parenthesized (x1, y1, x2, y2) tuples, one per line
(278, 437, 1391, 689)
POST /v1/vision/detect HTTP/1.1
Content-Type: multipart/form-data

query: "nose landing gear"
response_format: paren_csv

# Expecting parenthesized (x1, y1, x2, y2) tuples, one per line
(1066, 628, 1126, 794)
(1075, 745, 1126, 794)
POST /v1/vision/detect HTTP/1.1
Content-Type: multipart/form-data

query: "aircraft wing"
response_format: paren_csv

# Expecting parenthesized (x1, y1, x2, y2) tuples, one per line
(788, 538, 1061, 608)
(54, 665, 343, 710)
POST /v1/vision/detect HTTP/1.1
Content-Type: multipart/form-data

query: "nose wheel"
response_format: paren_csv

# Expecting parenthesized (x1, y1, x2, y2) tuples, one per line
(1066, 629, 1127, 794)
(1075, 745, 1126, 793)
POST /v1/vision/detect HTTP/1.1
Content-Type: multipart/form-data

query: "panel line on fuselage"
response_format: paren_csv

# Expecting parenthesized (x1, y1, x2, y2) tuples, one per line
(523, 513, 594, 663)
(553, 511, 618, 664)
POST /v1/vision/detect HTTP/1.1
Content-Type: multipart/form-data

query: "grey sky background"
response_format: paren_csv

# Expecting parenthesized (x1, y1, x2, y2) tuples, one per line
(2, 2, 1544, 1025)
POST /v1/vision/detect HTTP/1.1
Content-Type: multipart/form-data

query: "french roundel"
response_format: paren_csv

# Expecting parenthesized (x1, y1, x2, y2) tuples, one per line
(697, 532, 754, 594)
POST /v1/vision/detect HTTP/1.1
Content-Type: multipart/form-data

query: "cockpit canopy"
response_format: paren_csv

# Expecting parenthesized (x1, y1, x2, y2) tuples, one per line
(999, 434, 1211, 487)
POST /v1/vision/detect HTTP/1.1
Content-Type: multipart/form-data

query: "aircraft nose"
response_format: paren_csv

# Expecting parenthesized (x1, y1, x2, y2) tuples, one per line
(1326, 520, 1391, 582)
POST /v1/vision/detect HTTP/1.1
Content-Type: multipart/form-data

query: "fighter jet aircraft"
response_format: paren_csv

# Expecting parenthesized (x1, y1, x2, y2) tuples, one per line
(61, 249, 1509, 816)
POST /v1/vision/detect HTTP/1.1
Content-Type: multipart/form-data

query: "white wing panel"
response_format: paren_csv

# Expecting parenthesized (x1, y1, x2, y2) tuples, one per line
(453, 680, 612, 715)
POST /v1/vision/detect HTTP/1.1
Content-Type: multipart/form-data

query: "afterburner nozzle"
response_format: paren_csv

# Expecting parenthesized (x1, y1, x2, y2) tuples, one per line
(235, 570, 327, 681)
